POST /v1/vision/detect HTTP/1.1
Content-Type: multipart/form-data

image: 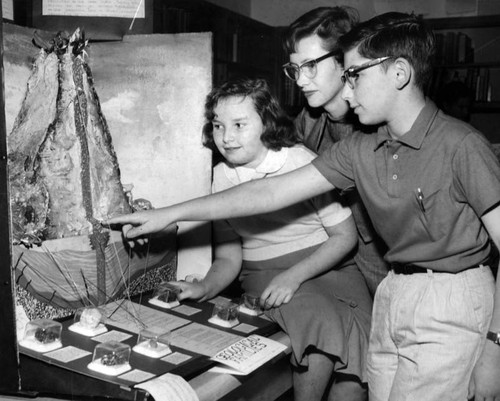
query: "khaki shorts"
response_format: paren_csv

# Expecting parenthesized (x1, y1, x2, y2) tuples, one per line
(368, 265, 495, 401)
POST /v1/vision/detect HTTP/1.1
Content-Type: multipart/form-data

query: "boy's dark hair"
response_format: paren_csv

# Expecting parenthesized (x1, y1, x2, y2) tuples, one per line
(203, 78, 297, 152)
(338, 12, 435, 91)
(283, 6, 359, 65)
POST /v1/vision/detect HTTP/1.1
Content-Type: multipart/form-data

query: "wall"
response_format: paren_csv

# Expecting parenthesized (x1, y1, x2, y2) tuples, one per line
(250, 0, 375, 25)
(201, 0, 251, 17)
(205, 0, 500, 26)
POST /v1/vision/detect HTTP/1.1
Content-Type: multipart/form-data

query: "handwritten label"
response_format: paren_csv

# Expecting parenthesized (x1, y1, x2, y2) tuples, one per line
(210, 334, 287, 375)
(119, 369, 156, 383)
(45, 346, 91, 363)
(42, 0, 145, 18)
(161, 352, 192, 365)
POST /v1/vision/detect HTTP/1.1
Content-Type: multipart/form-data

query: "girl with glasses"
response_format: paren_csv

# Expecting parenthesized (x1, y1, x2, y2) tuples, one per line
(283, 7, 389, 298)
(283, 9, 390, 398)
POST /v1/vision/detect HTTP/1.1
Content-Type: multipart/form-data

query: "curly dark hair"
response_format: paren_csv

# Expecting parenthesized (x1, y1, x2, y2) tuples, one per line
(283, 6, 360, 65)
(338, 12, 435, 91)
(203, 78, 297, 152)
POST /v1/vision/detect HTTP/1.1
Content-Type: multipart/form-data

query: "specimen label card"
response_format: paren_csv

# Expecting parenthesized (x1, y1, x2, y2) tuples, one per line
(92, 330, 133, 343)
(45, 346, 91, 363)
(170, 323, 243, 356)
(42, 0, 145, 18)
(172, 304, 202, 316)
(101, 300, 190, 334)
(161, 352, 192, 365)
(208, 296, 232, 304)
(233, 323, 258, 334)
(119, 369, 156, 383)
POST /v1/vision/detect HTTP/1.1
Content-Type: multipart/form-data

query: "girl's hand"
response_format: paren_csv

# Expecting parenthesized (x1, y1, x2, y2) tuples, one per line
(259, 271, 301, 309)
(168, 280, 210, 302)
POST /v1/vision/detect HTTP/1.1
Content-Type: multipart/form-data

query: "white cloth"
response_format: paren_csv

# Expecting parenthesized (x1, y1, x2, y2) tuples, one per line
(135, 372, 199, 401)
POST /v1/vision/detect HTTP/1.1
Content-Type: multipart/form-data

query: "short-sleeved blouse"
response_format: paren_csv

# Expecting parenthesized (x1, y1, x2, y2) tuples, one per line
(212, 145, 351, 264)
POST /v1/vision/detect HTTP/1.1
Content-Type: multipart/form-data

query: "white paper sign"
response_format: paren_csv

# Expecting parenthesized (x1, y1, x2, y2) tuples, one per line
(210, 334, 287, 375)
(2, 0, 13, 20)
(42, 0, 145, 18)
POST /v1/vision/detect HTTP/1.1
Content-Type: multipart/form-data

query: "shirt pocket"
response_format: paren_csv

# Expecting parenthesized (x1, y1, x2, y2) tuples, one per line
(415, 188, 451, 241)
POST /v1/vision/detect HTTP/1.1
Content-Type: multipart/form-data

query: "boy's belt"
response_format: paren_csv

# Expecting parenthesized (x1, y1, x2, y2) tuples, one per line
(390, 262, 482, 275)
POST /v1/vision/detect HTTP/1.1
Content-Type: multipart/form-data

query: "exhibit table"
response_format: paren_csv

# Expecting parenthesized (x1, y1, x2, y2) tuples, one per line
(17, 295, 292, 401)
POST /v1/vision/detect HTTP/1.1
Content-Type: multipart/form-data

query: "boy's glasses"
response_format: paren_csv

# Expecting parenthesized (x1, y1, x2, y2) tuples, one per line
(341, 56, 393, 89)
(282, 51, 336, 81)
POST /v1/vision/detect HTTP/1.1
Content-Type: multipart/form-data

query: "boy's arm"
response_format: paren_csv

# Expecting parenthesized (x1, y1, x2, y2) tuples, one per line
(171, 239, 243, 302)
(470, 205, 500, 400)
(260, 215, 357, 309)
(105, 163, 334, 241)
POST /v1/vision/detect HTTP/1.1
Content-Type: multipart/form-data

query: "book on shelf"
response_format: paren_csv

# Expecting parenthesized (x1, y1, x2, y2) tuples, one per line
(429, 67, 493, 103)
(210, 334, 288, 375)
(156, 6, 191, 33)
(434, 31, 474, 65)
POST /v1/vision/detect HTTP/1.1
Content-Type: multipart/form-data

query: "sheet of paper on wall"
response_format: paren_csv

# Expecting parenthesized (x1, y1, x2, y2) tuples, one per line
(42, 0, 145, 18)
(2, 0, 13, 20)
(32, 0, 152, 39)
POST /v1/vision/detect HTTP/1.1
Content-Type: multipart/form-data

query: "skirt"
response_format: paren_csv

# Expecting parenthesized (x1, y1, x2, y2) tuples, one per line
(240, 258, 372, 382)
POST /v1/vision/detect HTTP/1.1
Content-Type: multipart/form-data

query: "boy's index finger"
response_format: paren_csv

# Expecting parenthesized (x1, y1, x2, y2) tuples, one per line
(99, 221, 126, 232)
(100, 215, 132, 228)
(100, 221, 112, 228)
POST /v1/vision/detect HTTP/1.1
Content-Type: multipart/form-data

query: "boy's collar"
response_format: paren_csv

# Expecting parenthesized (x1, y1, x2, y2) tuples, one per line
(374, 99, 439, 150)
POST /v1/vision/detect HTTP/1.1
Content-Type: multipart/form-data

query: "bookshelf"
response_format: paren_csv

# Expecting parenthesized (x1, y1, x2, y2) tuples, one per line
(426, 15, 500, 142)
(153, 0, 280, 94)
(274, 26, 306, 117)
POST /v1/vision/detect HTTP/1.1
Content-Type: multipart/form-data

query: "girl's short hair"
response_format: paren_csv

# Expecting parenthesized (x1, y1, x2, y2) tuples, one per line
(203, 78, 297, 152)
(283, 6, 359, 65)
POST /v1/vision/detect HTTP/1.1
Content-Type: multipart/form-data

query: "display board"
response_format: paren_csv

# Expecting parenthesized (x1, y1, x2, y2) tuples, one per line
(1, 19, 215, 395)
(18, 294, 280, 399)
(3, 22, 213, 320)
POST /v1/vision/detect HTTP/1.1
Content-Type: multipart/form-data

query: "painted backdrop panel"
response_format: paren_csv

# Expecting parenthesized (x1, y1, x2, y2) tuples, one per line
(88, 32, 213, 280)
(4, 23, 213, 287)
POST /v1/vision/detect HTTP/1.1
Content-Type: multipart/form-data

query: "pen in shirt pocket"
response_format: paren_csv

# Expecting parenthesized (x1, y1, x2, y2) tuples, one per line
(416, 188, 425, 213)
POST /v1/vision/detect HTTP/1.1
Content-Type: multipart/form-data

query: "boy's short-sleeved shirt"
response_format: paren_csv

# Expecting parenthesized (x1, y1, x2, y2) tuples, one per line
(312, 100, 500, 271)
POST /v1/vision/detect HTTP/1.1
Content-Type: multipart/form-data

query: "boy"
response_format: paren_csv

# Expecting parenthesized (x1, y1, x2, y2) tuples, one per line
(335, 12, 500, 401)
(105, 12, 500, 401)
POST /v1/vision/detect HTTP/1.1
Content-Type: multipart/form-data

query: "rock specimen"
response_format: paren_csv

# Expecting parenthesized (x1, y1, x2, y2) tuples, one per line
(9, 29, 132, 247)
